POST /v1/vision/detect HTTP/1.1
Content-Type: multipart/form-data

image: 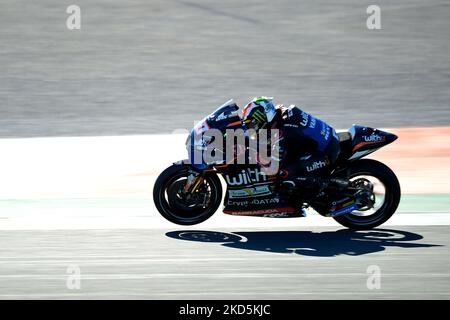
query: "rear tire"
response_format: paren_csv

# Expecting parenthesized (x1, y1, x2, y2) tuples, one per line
(333, 159, 401, 230)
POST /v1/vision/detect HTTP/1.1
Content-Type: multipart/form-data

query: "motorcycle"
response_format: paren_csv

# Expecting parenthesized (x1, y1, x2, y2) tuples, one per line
(153, 100, 401, 230)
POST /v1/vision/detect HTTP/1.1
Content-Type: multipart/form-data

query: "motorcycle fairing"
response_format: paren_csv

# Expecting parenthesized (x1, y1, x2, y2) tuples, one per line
(222, 167, 298, 217)
(187, 100, 243, 170)
(339, 125, 398, 161)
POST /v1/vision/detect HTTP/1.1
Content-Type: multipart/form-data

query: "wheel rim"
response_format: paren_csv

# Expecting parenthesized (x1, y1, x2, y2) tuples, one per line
(160, 170, 218, 223)
(349, 175, 386, 217)
(343, 171, 392, 224)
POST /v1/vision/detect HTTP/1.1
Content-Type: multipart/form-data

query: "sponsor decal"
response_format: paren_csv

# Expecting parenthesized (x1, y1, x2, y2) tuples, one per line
(226, 196, 280, 207)
(306, 160, 329, 172)
(362, 134, 386, 142)
(252, 109, 266, 124)
(287, 107, 294, 117)
(216, 113, 228, 121)
(251, 197, 279, 205)
(330, 198, 355, 212)
(263, 212, 293, 218)
(224, 168, 268, 186)
(352, 134, 387, 152)
(300, 111, 309, 127)
(320, 123, 330, 140)
(224, 207, 296, 216)
(227, 200, 249, 206)
(228, 185, 271, 199)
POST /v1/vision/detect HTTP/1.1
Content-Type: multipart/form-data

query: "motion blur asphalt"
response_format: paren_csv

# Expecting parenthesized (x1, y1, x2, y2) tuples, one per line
(1, 0, 450, 299)
(1, 0, 450, 137)
(0, 226, 448, 299)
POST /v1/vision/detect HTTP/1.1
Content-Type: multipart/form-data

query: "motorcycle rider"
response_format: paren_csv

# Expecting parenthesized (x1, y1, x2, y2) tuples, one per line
(241, 96, 341, 197)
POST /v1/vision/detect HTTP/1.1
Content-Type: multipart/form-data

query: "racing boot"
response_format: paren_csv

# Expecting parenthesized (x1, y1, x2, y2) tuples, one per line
(277, 178, 324, 206)
(279, 176, 349, 198)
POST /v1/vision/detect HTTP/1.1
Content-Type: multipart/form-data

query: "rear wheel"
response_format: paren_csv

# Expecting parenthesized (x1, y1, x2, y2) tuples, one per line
(333, 159, 401, 230)
(153, 164, 222, 225)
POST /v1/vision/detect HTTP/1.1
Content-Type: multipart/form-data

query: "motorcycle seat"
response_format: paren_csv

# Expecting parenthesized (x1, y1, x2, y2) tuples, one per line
(338, 131, 352, 143)
(336, 131, 353, 162)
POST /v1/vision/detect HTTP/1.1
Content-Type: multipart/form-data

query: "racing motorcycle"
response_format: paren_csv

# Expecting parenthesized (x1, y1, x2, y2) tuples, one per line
(153, 100, 401, 230)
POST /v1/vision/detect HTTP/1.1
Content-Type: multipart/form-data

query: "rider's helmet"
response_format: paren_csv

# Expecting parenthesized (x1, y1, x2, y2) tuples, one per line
(242, 96, 277, 131)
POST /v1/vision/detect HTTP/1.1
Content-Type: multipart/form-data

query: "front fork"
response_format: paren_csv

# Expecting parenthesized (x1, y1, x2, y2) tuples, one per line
(184, 174, 204, 193)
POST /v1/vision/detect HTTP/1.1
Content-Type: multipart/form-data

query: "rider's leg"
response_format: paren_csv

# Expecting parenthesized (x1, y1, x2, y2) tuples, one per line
(278, 138, 342, 193)
(279, 153, 332, 192)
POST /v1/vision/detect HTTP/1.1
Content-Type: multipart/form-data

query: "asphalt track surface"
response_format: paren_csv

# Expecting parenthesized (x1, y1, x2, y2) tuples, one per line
(1, 0, 450, 299)
(1, 0, 450, 137)
(0, 196, 449, 299)
(0, 225, 449, 299)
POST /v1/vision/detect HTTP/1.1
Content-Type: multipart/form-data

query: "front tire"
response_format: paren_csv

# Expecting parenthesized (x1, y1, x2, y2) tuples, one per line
(153, 164, 222, 225)
(333, 159, 401, 230)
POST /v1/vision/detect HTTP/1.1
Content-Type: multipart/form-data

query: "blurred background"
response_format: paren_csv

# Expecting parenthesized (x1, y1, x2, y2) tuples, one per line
(1, 0, 449, 137)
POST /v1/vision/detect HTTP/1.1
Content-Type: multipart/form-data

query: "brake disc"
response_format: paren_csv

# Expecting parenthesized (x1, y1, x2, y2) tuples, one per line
(352, 178, 376, 210)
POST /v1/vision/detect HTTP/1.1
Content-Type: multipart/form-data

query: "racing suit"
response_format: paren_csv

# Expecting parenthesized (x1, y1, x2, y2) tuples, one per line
(269, 105, 341, 193)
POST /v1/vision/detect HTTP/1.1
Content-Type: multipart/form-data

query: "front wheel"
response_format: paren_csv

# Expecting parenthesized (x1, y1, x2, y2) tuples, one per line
(333, 159, 401, 230)
(153, 164, 222, 225)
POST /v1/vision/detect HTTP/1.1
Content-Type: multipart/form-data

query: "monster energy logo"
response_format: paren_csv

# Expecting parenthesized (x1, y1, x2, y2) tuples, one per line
(252, 109, 266, 123)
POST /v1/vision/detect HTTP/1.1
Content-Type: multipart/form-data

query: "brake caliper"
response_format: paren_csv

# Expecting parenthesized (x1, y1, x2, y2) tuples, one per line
(184, 174, 204, 194)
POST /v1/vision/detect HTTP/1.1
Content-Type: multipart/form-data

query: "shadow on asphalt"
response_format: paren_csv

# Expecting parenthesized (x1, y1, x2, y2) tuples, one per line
(166, 229, 441, 257)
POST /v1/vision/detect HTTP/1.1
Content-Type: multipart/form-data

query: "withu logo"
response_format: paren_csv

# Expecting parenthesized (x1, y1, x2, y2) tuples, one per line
(306, 160, 329, 172)
(363, 135, 385, 142)
(225, 168, 267, 186)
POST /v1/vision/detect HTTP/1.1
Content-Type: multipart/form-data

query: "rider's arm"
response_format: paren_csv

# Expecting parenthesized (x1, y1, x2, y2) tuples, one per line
(258, 130, 286, 176)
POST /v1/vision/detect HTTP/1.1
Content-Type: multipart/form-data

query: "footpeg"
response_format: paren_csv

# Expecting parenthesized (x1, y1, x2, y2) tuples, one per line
(329, 178, 349, 189)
